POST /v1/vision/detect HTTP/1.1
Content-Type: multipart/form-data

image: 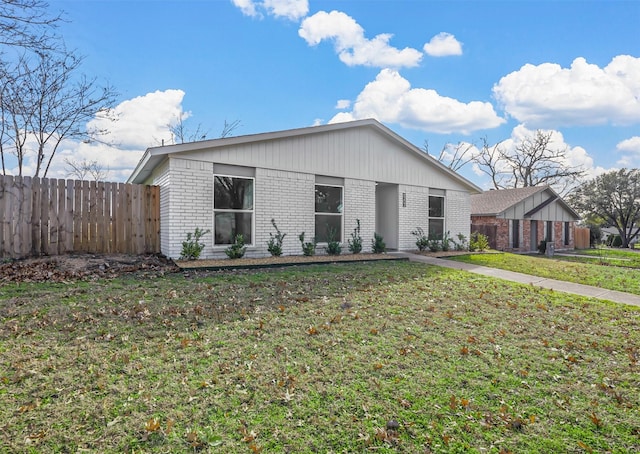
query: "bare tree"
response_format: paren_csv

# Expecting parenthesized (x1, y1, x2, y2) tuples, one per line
(0, 0, 62, 51)
(428, 140, 476, 172)
(64, 157, 109, 181)
(476, 131, 585, 194)
(220, 119, 241, 139)
(0, 49, 117, 177)
(168, 117, 240, 145)
(169, 114, 209, 144)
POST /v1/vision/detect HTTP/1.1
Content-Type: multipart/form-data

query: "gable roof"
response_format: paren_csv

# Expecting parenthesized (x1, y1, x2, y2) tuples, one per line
(471, 186, 580, 219)
(127, 118, 482, 193)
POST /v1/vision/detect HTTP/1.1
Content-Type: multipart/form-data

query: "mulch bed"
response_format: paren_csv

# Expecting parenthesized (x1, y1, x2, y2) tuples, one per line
(176, 253, 405, 271)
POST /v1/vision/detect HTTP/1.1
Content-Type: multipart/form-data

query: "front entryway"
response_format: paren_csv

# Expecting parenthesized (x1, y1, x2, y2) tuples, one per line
(375, 183, 399, 250)
(530, 220, 538, 251)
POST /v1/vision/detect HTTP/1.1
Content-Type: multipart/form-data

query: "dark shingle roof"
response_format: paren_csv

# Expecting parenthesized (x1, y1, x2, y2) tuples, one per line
(471, 186, 549, 216)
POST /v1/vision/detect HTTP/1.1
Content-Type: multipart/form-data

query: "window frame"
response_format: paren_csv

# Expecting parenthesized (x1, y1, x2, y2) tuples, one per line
(212, 174, 255, 247)
(428, 194, 445, 239)
(314, 183, 344, 243)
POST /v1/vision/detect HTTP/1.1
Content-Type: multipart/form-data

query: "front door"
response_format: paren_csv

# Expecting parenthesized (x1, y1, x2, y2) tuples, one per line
(530, 220, 538, 251)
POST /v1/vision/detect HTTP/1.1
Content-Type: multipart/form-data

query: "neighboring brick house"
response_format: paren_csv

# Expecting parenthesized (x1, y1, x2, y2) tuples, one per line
(128, 119, 481, 259)
(471, 186, 580, 252)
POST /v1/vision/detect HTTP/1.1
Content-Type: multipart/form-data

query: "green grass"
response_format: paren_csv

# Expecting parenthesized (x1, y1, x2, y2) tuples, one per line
(450, 252, 640, 295)
(1, 262, 639, 453)
(557, 248, 640, 269)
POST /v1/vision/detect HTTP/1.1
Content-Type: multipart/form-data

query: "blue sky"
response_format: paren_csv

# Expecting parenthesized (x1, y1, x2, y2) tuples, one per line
(40, 0, 640, 184)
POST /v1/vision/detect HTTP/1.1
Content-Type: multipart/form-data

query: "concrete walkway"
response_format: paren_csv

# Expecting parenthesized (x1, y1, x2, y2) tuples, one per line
(391, 252, 640, 308)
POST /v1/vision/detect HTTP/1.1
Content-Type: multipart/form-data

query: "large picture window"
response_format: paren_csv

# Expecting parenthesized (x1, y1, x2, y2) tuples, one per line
(428, 195, 445, 239)
(214, 175, 254, 245)
(315, 185, 343, 243)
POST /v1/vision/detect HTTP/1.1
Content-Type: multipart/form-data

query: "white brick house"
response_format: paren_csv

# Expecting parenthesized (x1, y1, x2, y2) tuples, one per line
(128, 119, 481, 259)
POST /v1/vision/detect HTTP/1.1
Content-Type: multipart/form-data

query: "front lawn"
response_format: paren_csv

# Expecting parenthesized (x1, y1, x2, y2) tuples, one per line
(557, 248, 640, 269)
(449, 252, 640, 295)
(1, 262, 639, 453)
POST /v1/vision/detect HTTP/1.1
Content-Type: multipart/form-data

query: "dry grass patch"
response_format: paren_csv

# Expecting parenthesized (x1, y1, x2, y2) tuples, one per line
(1, 262, 639, 453)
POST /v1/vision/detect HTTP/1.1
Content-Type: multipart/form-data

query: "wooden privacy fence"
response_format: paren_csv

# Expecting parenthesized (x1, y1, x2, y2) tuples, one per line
(574, 226, 590, 249)
(0, 174, 160, 259)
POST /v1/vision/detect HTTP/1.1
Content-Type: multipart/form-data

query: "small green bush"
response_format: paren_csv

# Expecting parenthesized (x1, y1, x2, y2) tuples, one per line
(225, 234, 247, 259)
(267, 219, 286, 257)
(611, 234, 622, 248)
(325, 227, 342, 256)
(371, 233, 386, 253)
(537, 240, 547, 255)
(469, 232, 489, 252)
(411, 227, 429, 251)
(441, 231, 452, 252)
(454, 233, 468, 251)
(427, 234, 442, 252)
(298, 232, 316, 256)
(180, 227, 210, 260)
(348, 219, 363, 254)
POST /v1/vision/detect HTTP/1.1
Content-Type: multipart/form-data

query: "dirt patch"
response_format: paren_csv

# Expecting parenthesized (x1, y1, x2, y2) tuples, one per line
(0, 253, 179, 284)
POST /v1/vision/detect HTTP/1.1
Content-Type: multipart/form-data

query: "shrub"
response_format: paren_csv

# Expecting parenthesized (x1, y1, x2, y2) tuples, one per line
(348, 219, 363, 254)
(298, 232, 316, 256)
(537, 240, 547, 255)
(411, 227, 429, 251)
(225, 234, 247, 259)
(469, 232, 489, 252)
(180, 227, 210, 260)
(441, 231, 452, 252)
(454, 233, 468, 251)
(267, 219, 286, 257)
(325, 227, 342, 255)
(371, 233, 386, 253)
(611, 234, 622, 248)
(427, 234, 442, 252)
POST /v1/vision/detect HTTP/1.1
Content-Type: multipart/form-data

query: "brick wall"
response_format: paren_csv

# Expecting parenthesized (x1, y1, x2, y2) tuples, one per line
(446, 190, 471, 246)
(398, 185, 429, 250)
(152, 159, 171, 256)
(156, 159, 477, 258)
(252, 168, 315, 258)
(166, 158, 214, 259)
(398, 186, 471, 250)
(471, 216, 509, 250)
(344, 178, 376, 252)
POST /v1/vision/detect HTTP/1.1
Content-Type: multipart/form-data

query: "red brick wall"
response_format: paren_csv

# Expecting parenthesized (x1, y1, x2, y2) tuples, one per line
(471, 217, 575, 252)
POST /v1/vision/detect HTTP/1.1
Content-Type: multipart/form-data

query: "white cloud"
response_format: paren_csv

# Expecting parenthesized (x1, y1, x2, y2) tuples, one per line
(493, 55, 640, 127)
(88, 89, 184, 150)
(616, 136, 640, 167)
(617, 136, 640, 153)
(30, 89, 187, 182)
(329, 69, 505, 134)
(231, 0, 260, 18)
(423, 32, 462, 57)
(231, 0, 308, 21)
(335, 99, 351, 109)
(264, 0, 308, 20)
(299, 10, 422, 68)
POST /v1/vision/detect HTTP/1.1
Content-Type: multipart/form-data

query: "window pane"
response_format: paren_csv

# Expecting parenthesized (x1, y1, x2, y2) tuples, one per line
(214, 212, 252, 245)
(315, 215, 342, 243)
(315, 185, 342, 213)
(215, 176, 253, 210)
(429, 196, 444, 218)
(429, 219, 444, 239)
